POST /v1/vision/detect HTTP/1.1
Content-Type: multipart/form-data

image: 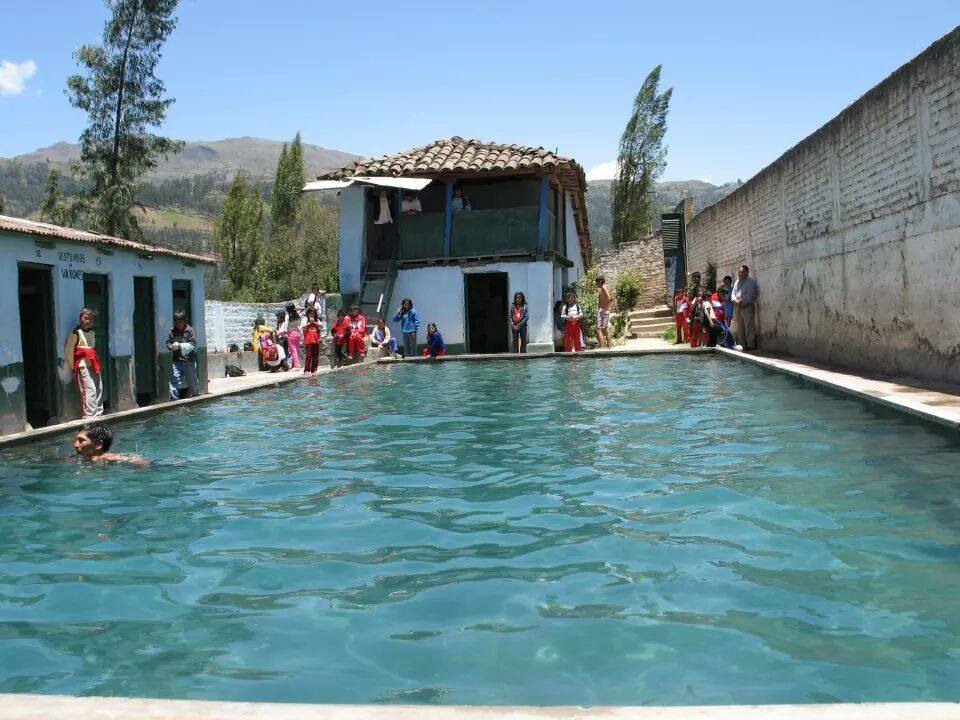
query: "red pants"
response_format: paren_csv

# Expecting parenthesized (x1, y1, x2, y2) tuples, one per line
(675, 314, 689, 342)
(304, 342, 320, 372)
(565, 320, 583, 352)
(689, 321, 708, 348)
(348, 332, 366, 357)
(422, 348, 446, 357)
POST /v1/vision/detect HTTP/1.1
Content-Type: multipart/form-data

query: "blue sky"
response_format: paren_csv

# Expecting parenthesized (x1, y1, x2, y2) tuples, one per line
(1, 1, 957, 183)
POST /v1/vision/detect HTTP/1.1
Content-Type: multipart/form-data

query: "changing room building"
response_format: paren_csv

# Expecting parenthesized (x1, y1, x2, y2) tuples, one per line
(307, 137, 592, 354)
(0, 215, 218, 435)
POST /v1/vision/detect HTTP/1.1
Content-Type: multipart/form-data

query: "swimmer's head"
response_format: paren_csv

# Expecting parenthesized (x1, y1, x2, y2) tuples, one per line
(74, 423, 113, 457)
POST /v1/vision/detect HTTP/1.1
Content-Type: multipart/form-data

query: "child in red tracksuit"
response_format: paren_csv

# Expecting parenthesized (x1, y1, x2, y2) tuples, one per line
(302, 307, 323, 374)
(673, 289, 690, 344)
(331, 310, 350, 365)
(560, 292, 584, 352)
(347, 305, 367, 360)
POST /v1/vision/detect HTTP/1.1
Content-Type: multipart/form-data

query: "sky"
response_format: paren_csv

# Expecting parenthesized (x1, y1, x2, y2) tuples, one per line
(1, 1, 957, 184)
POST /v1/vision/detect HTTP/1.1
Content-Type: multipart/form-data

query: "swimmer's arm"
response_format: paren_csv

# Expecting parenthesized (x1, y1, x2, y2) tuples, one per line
(95, 453, 152, 468)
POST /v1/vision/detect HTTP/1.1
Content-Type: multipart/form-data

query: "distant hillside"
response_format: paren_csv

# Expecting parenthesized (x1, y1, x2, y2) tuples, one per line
(585, 178, 743, 253)
(13, 137, 359, 180)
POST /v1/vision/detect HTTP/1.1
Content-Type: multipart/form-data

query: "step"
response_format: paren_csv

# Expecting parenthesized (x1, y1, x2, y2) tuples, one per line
(630, 316, 676, 329)
(631, 329, 674, 339)
(628, 305, 672, 320)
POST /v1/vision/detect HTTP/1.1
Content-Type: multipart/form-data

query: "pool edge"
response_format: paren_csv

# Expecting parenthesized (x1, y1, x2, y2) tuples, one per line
(716, 348, 960, 433)
(1, 695, 959, 720)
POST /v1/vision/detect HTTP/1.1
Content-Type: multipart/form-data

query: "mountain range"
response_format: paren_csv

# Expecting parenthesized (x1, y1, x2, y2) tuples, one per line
(12, 137, 360, 180)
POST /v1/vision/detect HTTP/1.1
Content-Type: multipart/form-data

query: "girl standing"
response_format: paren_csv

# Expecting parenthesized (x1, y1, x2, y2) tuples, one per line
(302, 307, 323, 374)
(280, 302, 302, 369)
(510, 292, 528, 353)
(392, 298, 421, 358)
(560, 292, 584, 352)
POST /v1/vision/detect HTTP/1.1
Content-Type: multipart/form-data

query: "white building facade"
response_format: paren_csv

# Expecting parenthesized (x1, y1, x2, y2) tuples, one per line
(0, 216, 217, 435)
(317, 137, 592, 355)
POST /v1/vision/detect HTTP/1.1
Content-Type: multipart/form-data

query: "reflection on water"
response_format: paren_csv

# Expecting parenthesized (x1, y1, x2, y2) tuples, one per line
(1, 356, 959, 705)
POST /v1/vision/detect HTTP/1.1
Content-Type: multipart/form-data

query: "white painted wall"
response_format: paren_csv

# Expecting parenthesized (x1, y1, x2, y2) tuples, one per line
(564, 191, 585, 281)
(339, 187, 366, 296)
(386, 260, 557, 350)
(0, 232, 206, 405)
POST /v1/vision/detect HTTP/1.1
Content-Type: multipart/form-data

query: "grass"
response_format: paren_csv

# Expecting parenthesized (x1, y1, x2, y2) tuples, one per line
(139, 206, 214, 232)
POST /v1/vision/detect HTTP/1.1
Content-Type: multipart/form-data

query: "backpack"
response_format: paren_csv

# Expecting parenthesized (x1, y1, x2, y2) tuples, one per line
(224, 364, 246, 377)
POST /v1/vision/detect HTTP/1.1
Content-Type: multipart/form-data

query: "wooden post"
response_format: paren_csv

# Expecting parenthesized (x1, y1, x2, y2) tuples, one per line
(443, 181, 453, 257)
(537, 175, 549, 253)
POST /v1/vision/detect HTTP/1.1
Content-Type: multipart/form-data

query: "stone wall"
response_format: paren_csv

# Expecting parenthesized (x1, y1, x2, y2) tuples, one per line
(685, 27, 960, 384)
(595, 231, 668, 309)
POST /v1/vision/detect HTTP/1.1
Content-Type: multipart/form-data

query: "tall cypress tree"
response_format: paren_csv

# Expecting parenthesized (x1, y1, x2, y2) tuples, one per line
(270, 132, 305, 234)
(611, 65, 672, 246)
(40, 169, 65, 224)
(214, 171, 263, 295)
(66, 0, 183, 238)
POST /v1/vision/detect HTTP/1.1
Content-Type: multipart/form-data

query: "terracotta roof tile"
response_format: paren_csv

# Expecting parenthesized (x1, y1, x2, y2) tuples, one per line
(319, 137, 592, 263)
(0, 215, 219, 265)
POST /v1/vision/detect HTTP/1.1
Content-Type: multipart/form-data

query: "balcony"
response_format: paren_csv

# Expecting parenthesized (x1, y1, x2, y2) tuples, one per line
(398, 207, 560, 263)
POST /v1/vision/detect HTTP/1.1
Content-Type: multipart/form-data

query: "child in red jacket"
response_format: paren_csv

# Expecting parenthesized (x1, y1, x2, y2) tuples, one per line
(347, 305, 367, 360)
(331, 310, 350, 365)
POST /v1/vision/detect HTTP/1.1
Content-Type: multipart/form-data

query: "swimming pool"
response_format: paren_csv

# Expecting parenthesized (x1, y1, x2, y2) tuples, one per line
(1, 355, 959, 706)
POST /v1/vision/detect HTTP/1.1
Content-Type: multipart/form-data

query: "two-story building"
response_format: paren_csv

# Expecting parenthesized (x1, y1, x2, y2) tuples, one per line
(306, 137, 592, 354)
(0, 215, 218, 435)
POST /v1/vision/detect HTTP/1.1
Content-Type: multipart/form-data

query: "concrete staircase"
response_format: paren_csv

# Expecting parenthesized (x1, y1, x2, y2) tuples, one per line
(627, 305, 674, 338)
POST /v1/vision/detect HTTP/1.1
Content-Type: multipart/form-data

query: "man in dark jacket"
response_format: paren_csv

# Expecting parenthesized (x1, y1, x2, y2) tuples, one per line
(167, 311, 199, 400)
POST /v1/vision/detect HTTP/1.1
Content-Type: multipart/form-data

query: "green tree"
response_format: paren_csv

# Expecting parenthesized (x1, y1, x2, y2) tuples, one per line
(214, 171, 263, 294)
(611, 65, 672, 247)
(300, 196, 339, 293)
(40, 169, 65, 224)
(270, 132, 305, 234)
(66, 0, 183, 238)
(0, 195, 5, 214)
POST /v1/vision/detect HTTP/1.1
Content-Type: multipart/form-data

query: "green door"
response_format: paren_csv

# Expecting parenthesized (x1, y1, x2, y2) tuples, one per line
(83, 273, 111, 408)
(133, 276, 156, 404)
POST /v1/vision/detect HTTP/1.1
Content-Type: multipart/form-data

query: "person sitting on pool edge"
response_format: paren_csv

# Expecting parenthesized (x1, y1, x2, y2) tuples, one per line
(422, 323, 446, 358)
(73, 422, 150, 468)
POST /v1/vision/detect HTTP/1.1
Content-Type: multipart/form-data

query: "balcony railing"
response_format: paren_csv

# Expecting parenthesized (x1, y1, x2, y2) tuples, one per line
(399, 206, 552, 261)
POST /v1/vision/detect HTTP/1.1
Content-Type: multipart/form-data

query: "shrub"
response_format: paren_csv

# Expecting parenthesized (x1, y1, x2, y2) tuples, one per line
(614, 269, 643, 311)
(659, 324, 676, 342)
(571, 268, 599, 346)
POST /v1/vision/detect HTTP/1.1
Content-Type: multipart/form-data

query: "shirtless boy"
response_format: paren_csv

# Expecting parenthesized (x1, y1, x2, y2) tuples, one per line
(595, 275, 614, 349)
(73, 423, 150, 468)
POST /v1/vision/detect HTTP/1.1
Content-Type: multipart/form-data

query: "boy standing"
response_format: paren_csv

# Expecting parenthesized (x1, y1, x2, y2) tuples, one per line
(65, 307, 103, 419)
(167, 311, 199, 400)
(595, 275, 614, 349)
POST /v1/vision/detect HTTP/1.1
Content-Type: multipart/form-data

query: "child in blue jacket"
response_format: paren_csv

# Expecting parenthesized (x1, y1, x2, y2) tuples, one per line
(422, 323, 446, 358)
(392, 297, 421, 357)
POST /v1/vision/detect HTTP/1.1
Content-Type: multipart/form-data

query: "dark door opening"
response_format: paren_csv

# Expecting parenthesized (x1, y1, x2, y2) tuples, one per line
(133, 277, 156, 406)
(83, 273, 111, 409)
(18, 265, 57, 428)
(465, 272, 509, 354)
(172, 279, 192, 323)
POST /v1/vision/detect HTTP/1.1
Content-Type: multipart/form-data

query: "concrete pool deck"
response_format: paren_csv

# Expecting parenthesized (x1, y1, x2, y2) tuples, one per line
(1, 695, 959, 719)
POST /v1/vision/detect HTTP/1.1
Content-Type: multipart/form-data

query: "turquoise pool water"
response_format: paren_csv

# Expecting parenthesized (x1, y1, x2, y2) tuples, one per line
(1, 356, 959, 706)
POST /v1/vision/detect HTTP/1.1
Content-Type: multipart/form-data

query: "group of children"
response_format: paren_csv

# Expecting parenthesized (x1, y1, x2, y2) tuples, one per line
(672, 272, 732, 348)
(253, 295, 448, 372)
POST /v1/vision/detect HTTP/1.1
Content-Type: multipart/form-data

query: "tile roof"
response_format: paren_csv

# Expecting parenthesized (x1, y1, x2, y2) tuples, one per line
(0, 215, 219, 265)
(319, 137, 592, 263)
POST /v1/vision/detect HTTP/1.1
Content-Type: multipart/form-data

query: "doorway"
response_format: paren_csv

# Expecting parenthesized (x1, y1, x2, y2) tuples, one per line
(18, 265, 57, 428)
(172, 279, 192, 322)
(133, 277, 156, 406)
(464, 272, 509, 354)
(83, 273, 111, 409)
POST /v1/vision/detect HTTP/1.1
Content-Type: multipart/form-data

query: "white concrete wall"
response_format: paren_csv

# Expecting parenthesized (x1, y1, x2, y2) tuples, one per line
(684, 28, 960, 384)
(564, 192, 585, 282)
(0, 232, 207, 428)
(386, 260, 558, 351)
(338, 187, 366, 296)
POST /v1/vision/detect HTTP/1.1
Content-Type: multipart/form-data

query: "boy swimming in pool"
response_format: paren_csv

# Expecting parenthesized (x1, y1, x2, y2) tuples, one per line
(73, 423, 151, 468)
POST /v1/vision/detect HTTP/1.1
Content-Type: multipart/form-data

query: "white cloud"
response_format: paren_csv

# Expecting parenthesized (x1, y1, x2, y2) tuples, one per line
(0, 59, 38, 96)
(586, 160, 618, 182)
